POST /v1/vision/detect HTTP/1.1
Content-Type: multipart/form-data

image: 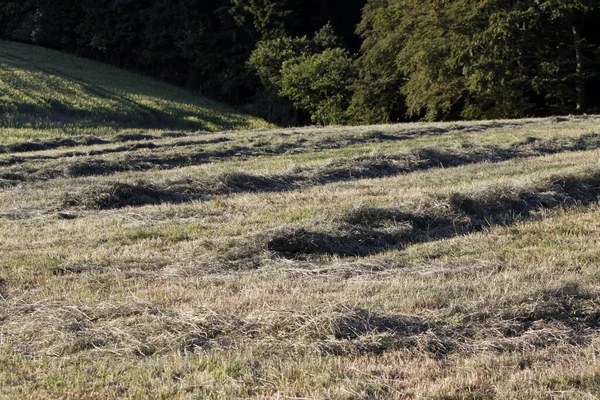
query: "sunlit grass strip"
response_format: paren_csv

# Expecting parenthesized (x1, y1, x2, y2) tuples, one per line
(0, 40, 272, 141)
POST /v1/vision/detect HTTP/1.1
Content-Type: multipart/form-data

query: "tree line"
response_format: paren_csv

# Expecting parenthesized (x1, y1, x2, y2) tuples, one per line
(1, 0, 599, 125)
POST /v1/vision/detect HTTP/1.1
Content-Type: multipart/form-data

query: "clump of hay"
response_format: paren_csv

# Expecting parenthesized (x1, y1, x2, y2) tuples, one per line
(62, 181, 185, 210)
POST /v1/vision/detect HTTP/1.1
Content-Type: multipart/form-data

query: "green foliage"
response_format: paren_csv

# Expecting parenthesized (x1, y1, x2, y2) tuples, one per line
(248, 23, 344, 90)
(0, 0, 599, 125)
(312, 23, 342, 51)
(280, 48, 356, 125)
(358, 0, 600, 121)
(248, 24, 356, 125)
(246, 35, 309, 124)
(538, 0, 595, 20)
(248, 35, 311, 89)
(357, 0, 534, 120)
(351, 0, 406, 124)
(230, 0, 290, 39)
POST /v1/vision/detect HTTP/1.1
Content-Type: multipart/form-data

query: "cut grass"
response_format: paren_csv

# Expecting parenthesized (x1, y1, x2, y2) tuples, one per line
(54, 130, 600, 210)
(1, 115, 600, 398)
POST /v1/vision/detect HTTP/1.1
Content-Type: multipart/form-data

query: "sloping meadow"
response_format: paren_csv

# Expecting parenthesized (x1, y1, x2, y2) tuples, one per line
(1, 116, 600, 398)
(0, 40, 272, 142)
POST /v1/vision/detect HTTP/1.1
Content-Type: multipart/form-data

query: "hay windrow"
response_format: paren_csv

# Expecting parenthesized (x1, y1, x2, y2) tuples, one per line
(265, 227, 384, 258)
(62, 182, 189, 210)
(3, 282, 598, 358)
(4, 129, 600, 183)
(48, 133, 600, 212)
(0, 135, 111, 154)
(0, 299, 253, 356)
(254, 170, 600, 259)
(59, 168, 600, 264)
(4, 116, 600, 397)
(61, 172, 290, 210)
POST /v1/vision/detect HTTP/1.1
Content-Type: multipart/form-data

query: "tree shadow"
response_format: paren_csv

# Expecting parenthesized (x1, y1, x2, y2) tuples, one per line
(0, 59, 256, 132)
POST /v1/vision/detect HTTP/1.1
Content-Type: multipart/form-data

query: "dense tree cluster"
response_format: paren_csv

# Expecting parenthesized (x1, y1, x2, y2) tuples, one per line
(1, 0, 599, 125)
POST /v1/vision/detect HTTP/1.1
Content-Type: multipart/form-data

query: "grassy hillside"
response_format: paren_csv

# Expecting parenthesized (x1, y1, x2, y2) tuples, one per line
(0, 41, 272, 142)
(1, 116, 600, 398)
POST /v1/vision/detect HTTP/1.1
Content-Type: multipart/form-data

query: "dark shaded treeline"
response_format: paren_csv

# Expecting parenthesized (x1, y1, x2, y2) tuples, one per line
(0, 0, 599, 126)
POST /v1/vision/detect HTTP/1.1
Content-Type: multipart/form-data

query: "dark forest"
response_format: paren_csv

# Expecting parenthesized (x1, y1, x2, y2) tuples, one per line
(1, 0, 599, 125)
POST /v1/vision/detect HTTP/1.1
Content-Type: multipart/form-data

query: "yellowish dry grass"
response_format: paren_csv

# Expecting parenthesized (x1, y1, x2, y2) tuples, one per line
(1, 116, 600, 398)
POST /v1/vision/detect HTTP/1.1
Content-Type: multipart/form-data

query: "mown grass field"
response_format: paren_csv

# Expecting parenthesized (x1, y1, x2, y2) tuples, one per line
(1, 113, 600, 398)
(0, 40, 271, 142)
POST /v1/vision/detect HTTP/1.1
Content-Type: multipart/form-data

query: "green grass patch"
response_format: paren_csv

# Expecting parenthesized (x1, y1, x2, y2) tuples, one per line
(0, 40, 272, 142)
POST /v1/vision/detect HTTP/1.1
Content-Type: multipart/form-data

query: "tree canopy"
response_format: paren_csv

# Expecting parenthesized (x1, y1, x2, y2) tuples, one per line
(357, 0, 600, 121)
(0, 0, 598, 125)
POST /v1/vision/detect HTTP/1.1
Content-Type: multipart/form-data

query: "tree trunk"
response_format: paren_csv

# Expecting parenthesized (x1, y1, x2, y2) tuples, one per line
(572, 25, 584, 113)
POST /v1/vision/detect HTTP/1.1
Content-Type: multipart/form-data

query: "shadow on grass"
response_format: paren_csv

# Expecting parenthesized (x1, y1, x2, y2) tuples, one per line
(0, 57, 259, 132)
(0, 132, 195, 155)
(0, 120, 447, 156)
(265, 171, 600, 258)
(10, 276, 597, 358)
(56, 133, 600, 210)
(276, 282, 600, 358)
